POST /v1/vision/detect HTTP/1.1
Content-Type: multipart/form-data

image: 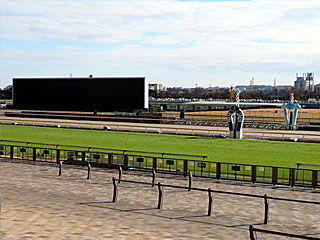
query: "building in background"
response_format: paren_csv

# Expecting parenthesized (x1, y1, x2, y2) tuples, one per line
(0, 85, 12, 100)
(294, 73, 314, 93)
(149, 83, 163, 94)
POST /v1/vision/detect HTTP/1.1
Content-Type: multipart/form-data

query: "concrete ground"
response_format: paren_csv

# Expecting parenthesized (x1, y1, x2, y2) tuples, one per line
(1, 159, 320, 240)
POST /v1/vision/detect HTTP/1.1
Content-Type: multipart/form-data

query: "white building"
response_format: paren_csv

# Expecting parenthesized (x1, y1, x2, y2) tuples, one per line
(149, 83, 163, 93)
(294, 73, 314, 92)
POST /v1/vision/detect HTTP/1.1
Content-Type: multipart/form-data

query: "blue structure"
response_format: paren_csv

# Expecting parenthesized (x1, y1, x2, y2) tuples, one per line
(281, 93, 301, 130)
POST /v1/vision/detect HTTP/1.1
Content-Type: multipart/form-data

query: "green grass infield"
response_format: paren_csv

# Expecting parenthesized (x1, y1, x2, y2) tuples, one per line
(1, 124, 319, 168)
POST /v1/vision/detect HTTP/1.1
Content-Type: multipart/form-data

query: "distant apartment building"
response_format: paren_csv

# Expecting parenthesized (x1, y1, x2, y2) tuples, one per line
(315, 83, 320, 94)
(0, 85, 12, 100)
(294, 73, 314, 92)
(149, 83, 163, 93)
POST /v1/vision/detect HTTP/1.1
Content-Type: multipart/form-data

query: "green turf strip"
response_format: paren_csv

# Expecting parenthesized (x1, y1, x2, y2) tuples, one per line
(0, 124, 319, 168)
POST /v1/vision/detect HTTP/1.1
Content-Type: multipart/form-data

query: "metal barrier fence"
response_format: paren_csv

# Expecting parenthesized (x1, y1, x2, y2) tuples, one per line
(112, 178, 320, 225)
(0, 141, 319, 189)
(249, 225, 320, 240)
(0, 139, 207, 160)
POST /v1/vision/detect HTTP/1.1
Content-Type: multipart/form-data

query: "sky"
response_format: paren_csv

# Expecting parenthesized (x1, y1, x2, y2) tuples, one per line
(1, 0, 320, 88)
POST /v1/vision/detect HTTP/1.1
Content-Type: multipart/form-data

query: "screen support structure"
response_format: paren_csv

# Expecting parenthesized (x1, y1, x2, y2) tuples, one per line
(227, 92, 244, 139)
(281, 93, 301, 130)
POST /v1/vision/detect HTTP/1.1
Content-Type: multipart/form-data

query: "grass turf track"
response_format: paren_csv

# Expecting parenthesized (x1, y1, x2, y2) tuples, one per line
(1, 125, 320, 168)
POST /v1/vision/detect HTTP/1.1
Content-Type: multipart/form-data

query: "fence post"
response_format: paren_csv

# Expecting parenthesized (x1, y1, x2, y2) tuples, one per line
(157, 182, 163, 209)
(296, 163, 301, 181)
(312, 170, 318, 191)
(152, 168, 156, 187)
(123, 155, 128, 171)
(183, 160, 188, 177)
(10, 146, 13, 160)
(252, 166, 257, 184)
(289, 168, 295, 188)
(112, 177, 118, 203)
(59, 161, 62, 176)
(207, 188, 213, 216)
(56, 149, 60, 164)
(87, 162, 91, 179)
(82, 151, 86, 164)
(216, 162, 221, 181)
(33, 148, 36, 162)
(108, 153, 112, 168)
(264, 194, 269, 224)
(118, 166, 122, 183)
(188, 171, 192, 191)
(249, 225, 255, 240)
(272, 167, 277, 188)
(152, 157, 157, 171)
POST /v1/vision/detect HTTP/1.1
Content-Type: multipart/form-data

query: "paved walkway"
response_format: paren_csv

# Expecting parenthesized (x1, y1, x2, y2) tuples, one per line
(1, 159, 320, 239)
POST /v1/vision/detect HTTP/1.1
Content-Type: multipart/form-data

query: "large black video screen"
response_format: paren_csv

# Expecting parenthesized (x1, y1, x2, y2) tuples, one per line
(13, 77, 148, 112)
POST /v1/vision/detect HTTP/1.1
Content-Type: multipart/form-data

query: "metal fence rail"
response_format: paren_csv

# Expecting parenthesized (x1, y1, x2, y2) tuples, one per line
(0, 139, 208, 160)
(1, 118, 320, 141)
(0, 141, 319, 189)
(112, 178, 320, 224)
(249, 225, 320, 240)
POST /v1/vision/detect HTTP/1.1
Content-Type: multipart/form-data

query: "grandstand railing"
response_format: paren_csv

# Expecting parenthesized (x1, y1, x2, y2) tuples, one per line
(111, 178, 320, 225)
(249, 225, 320, 240)
(0, 140, 318, 190)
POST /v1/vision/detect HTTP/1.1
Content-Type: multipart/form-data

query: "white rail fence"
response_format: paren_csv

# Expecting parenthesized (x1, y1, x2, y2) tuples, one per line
(1, 118, 320, 141)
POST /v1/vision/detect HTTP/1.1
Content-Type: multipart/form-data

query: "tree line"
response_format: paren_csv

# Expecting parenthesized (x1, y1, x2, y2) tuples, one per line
(150, 86, 320, 100)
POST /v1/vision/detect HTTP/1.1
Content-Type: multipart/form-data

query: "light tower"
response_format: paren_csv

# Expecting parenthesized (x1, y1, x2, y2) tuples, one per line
(250, 77, 254, 87)
(306, 72, 314, 98)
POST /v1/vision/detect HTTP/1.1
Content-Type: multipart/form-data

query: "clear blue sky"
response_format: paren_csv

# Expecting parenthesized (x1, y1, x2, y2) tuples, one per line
(1, 0, 319, 88)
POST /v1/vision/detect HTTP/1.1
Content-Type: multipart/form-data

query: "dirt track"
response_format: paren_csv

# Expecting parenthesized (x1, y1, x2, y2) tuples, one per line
(185, 108, 320, 119)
